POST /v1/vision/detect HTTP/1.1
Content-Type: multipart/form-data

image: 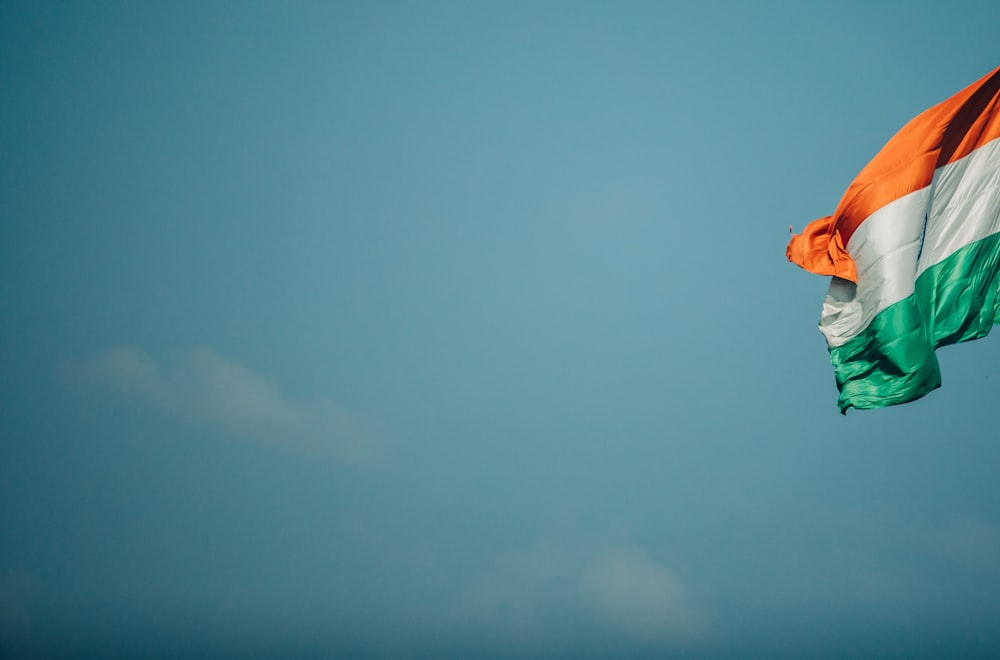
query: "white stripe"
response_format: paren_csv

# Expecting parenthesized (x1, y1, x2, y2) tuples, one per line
(918, 137, 1000, 276)
(819, 190, 926, 348)
(819, 137, 1000, 349)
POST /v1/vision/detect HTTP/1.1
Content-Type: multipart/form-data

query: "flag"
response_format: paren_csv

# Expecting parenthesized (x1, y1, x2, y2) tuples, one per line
(787, 65, 1000, 412)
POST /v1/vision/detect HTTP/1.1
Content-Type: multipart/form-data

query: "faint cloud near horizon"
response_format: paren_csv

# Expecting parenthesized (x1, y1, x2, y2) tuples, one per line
(580, 546, 706, 642)
(457, 543, 707, 649)
(66, 347, 378, 464)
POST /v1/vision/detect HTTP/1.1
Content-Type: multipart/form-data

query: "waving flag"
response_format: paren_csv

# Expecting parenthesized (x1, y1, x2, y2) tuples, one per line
(787, 65, 1000, 412)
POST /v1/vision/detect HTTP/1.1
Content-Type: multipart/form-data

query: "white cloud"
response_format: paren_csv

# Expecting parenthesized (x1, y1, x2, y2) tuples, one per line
(456, 543, 576, 636)
(580, 546, 706, 642)
(69, 347, 376, 463)
(456, 543, 706, 648)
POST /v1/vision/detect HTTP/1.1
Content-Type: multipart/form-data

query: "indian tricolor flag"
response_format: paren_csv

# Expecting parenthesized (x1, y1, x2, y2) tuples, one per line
(787, 65, 1000, 412)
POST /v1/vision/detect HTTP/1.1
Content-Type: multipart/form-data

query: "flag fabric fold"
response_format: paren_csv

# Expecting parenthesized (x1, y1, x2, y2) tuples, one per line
(787, 65, 1000, 412)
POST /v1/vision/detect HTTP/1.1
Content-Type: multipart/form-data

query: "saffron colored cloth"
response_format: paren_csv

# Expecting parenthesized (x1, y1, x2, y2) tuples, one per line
(787, 65, 1000, 412)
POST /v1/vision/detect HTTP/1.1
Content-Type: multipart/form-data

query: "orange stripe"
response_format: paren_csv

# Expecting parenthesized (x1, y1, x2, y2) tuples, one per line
(787, 65, 1000, 281)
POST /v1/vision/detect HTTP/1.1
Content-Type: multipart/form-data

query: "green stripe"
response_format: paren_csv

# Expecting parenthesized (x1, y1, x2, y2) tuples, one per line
(830, 231, 1000, 412)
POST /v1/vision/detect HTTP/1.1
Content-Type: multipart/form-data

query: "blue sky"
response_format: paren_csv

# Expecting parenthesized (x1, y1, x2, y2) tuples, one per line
(1, 1, 999, 657)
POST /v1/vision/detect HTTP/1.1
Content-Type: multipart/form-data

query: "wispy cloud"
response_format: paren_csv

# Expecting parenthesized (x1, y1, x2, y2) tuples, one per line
(580, 546, 706, 642)
(67, 347, 377, 463)
(456, 542, 707, 649)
